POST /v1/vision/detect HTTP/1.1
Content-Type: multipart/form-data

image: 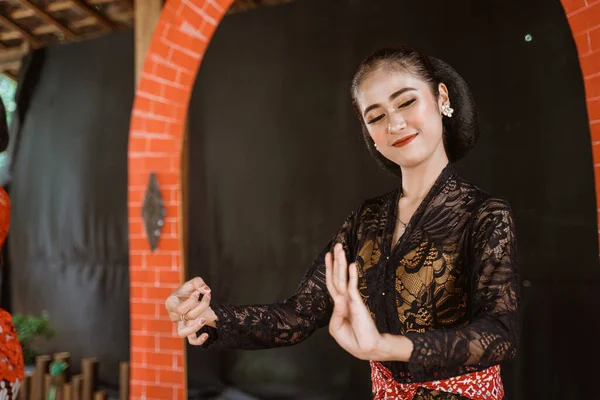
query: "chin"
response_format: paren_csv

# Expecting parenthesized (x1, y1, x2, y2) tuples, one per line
(393, 153, 428, 169)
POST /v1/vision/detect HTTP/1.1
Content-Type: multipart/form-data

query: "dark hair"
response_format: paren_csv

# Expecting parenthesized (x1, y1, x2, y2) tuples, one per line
(350, 47, 479, 177)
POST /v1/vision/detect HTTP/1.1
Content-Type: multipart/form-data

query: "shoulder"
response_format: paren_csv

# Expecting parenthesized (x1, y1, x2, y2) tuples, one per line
(355, 187, 397, 219)
(454, 175, 513, 217)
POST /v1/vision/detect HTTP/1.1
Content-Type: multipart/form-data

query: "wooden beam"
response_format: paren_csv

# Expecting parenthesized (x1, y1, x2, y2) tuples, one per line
(11, 0, 122, 19)
(0, 11, 133, 42)
(69, 0, 117, 30)
(14, 0, 78, 40)
(0, 13, 42, 47)
(134, 0, 162, 83)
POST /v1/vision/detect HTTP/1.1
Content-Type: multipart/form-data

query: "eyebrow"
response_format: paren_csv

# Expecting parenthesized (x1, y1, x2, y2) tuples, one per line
(362, 87, 417, 117)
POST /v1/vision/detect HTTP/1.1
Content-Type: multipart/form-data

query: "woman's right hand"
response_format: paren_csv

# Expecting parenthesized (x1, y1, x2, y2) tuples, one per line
(165, 277, 216, 345)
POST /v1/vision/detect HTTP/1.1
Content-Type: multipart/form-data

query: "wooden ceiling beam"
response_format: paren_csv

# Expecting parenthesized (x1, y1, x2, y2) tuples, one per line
(0, 11, 133, 42)
(10, 0, 125, 20)
(14, 0, 78, 40)
(0, 13, 41, 47)
(69, 0, 117, 30)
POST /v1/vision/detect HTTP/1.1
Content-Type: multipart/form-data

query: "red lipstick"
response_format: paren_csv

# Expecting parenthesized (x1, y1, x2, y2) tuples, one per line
(392, 133, 418, 148)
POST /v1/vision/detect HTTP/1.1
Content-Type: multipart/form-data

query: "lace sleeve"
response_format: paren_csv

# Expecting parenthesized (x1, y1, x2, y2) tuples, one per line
(196, 210, 358, 350)
(404, 198, 520, 380)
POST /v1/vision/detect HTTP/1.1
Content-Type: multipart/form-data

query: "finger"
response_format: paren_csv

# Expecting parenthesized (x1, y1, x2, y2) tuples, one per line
(347, 263, 362, 303)
(325, 252, 339, 298)
(334, 243, 348, 294)
(184, 292, 212, 320)
(177, 317, 206, 338)
(188, 332, 209, 346)
(166, 290, 201, 321)
(178, 277, 210, 296)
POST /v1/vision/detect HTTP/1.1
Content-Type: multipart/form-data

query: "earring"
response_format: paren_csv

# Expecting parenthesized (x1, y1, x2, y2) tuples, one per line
(442, 103, 454, 118)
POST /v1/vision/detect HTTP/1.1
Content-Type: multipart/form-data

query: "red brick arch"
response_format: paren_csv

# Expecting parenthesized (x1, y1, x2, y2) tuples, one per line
(127, 0, 600, 398)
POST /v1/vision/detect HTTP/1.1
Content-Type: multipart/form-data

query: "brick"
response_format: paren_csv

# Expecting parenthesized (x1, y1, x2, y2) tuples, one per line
(135, 96, 154, 114)
(580, 50, 600, 77)
(129, 173, 148, 187)
(568, 2, 600, 36)
(146, 286, 178, 301)
(157, 369, 185, 385)
(155, 237, 181, 252)
(129, 138, 148, 153)
(130, 116, 146, 132)
(177, 69, 195, 86)
(145, 385, 175, 400)
(145, 156, 172, 172)
(131, 350, 146, 365)
(169, 47, 199, 73)
(131, 301, 157, 317)
(147, 253, 175, 268)
(131, 366, 157, 383)
(129, 157, 146, 174)
(146, 352, 176, 367)
(584, 74, 600, 98)
(589, 98, 600, 120)
(164, 121, 185, 136)
(563, 0, 587, 15)
(593, 142, 600, 162)
(590, 27, 600, 52)
(146, 118, 168, 134)
(131, 285, 145, 300)
(591, 121, 600, 141)
(163, 84, 190, 105)
(155, 63, 178, 83)
(148, 137, 179, 153)
(130, 384, 145, 398)
(131, 333, 156, 348)
(130, 267, 154, 283)
(155, 172, 180, 186)
(157, 336, 185, 351)
(157, 269, 181, 285)
(574, 32, 591, 55)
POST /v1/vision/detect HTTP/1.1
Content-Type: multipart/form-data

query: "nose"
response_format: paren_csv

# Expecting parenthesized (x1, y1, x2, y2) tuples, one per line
(387, 114, 407, 134)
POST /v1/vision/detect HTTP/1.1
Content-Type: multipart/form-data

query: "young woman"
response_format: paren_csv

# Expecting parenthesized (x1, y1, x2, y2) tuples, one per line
(165, 47, 519, 400)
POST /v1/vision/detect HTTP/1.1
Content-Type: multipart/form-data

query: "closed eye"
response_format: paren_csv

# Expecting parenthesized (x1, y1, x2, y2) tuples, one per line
(399, 98, 416, 108)
(366, 114, 384, 125)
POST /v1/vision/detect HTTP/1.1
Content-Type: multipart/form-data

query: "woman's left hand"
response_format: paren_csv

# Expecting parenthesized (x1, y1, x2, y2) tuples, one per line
(325, 243, 383, 360)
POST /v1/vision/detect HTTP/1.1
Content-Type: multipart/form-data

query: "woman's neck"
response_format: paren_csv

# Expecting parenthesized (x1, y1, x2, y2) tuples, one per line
(399, 155, 449, 202)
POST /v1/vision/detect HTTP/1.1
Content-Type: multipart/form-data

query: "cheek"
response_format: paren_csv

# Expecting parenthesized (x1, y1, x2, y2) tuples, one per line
(367, 125, 387, 144)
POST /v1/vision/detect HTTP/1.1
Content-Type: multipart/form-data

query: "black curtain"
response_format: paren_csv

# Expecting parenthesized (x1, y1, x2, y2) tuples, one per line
(187, 0, 597, 399)
(8, 31, 133, 387)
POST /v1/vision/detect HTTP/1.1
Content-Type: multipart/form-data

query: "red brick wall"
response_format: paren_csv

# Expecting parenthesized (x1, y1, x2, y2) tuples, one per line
(127, 0, 600, 398)
(128, 0, 233, 399)
(563, 0, 600, 242)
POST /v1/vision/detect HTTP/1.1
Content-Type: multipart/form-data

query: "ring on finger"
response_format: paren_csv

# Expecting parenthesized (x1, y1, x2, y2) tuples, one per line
(180, 314, 188, 322)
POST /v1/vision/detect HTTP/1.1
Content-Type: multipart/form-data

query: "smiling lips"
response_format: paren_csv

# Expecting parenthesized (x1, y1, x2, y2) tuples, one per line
(392, 133, 418, 148)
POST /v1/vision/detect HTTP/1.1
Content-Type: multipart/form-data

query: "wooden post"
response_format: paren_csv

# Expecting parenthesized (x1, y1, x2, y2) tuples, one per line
(31, 355, 51, 400)
(17, 371, 32, 400)
(71, 375, 83, 400)
(43, 374, 51, 399)
(134, 0, 164, 83)
(118, 362, 129, 400)
(53, 352, 71, 379)
(93, 392, 107, 400)
(63, 383, 72, 400)
(81, 358, 98, 400)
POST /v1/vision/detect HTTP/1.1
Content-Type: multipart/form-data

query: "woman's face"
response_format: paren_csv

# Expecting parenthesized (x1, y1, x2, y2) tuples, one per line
(355, 67, 449, 169)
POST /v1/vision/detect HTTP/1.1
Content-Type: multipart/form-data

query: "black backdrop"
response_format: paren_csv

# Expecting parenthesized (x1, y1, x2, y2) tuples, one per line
(4, 0, 599, 399)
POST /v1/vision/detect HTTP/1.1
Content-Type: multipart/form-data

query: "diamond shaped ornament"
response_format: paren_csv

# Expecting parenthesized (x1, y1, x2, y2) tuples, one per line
(142, 172, 166, 251)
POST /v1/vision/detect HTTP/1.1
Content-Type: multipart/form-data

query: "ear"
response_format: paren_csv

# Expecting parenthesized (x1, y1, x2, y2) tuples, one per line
(437, 83, 450, 110)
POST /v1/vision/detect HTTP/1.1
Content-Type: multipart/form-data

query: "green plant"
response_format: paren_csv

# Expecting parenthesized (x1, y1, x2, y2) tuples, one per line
(12, 313, 56, 365)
